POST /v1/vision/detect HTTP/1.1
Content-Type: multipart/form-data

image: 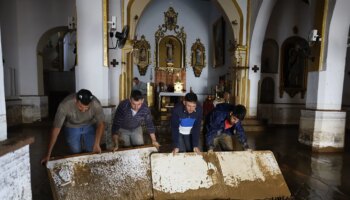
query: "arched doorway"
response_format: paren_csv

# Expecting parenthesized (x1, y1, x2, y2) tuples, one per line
(37, 27, 77, 118)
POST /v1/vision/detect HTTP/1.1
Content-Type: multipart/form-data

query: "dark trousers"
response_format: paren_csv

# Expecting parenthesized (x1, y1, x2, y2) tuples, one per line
(178, 134, 193, 152)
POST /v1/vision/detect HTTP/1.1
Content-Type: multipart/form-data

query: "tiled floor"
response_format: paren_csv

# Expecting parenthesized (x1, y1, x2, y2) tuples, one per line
(7, 121, 350, 200)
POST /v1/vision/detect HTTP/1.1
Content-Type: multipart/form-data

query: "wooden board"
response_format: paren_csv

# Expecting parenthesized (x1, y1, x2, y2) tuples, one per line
(46, 147, 157, 200)
(151, 151, 291, 200)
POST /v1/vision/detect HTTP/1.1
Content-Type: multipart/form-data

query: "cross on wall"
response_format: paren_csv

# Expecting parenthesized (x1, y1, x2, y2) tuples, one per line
(252, 65, 259, 73)
(110, 59, 119, 67)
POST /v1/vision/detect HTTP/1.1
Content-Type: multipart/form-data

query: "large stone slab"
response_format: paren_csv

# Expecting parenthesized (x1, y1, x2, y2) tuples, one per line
(46, 147, 157, 200)
(151, 151, 291, 200)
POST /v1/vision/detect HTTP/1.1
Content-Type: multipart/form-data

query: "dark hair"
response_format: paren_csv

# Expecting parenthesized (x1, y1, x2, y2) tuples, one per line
(133, 77, 139, 81)
(232, 104, 246, 121)
(76, 89, 93, 105)
(185, 92, 197, 102)
(130, 90, 144, 101)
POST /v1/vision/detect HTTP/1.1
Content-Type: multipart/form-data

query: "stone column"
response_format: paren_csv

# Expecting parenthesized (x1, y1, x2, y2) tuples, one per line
(299, 1, 350, 152)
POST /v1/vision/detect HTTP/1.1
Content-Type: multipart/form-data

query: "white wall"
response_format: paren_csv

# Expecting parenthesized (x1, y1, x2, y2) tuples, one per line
(134, 0, 233, 102)
(0, 0, 76, 96)
(342, 38, 350, 106)
(0, 28, 7, 141)
(0, 0, 19, 97)
(248, 0, 276, 116)
(108, 0, 123, 105)
(75, 0, 109, 105)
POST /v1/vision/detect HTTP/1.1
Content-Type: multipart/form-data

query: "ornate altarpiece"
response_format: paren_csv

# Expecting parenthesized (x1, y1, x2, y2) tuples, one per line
(154, 7, 187, 90)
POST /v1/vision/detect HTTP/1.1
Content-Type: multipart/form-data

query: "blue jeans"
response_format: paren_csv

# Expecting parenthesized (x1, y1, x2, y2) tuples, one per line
(178, 134, 193, 152)
(64, 125, 95, 154)
(118, 126, 144, 147)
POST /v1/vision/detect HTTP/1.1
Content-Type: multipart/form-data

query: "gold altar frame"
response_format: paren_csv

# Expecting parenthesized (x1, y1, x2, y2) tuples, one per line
(133, 35, 151, 75)
(155, 7, 186, 73)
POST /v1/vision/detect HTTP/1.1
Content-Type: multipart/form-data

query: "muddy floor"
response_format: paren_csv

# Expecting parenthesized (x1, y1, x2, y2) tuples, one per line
(7, 119, 350, 200)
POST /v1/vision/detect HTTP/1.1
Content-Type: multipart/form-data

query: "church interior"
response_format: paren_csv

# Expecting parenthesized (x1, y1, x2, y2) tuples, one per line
(1, 0, 350, 199)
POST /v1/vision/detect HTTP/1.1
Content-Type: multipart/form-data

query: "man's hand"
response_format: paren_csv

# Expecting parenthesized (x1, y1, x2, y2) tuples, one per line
(112, 134, 119, 152)
(112, 143, 119, 152)
(207, 149, 214, 154)
(172, 148, 179, 155)
(93, 144, 102, 154)
(152, 141, 161, 150)
(193, 147, 202, 155)
(40, 155, 50, 166)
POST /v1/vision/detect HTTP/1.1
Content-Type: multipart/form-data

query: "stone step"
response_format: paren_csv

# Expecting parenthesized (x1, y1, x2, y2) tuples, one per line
(242, 118, 266, 132)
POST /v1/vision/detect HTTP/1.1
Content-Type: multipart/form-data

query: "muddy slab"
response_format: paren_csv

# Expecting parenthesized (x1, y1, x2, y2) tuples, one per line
(151, 151, 291, 200)
(46, 147, 157, 200)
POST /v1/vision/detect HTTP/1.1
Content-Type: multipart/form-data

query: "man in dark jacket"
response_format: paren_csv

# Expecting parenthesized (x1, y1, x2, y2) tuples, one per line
(171, 92, 203, 154)
(111, 90, 160, 150)
(206, 103, 249, 152)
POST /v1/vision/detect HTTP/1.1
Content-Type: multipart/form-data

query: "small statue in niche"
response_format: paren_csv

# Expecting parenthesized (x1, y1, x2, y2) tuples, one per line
(195, 48, 202, 65)
(139, 48, 147, 62)
(166, 39, 174, 64)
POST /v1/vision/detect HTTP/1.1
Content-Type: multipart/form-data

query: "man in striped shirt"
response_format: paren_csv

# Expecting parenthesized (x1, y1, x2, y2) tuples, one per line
(171, 92, 203, 154)
(112, 90, 160, 150)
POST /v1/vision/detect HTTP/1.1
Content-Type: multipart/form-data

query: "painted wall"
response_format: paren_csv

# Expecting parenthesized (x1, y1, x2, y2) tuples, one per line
(135, 0, 233, 102)
(0, 0, 76, 96)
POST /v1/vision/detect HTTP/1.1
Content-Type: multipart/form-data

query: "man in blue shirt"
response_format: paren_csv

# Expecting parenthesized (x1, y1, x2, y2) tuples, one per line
(206, 103, 249, 152)
(112, 90, 160, 150)
(171, 92, 203, 154)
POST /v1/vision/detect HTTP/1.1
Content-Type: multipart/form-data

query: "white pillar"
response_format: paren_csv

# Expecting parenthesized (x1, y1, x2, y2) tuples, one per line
(76, 0, 109, 105)
(248, 0, 276, 117)
(0, 28, 8, 141)
(299, 1, 350, 152)
(108, 0, 122, 105)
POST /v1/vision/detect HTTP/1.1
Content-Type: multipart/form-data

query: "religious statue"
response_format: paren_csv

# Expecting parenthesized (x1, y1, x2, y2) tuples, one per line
(195, 48, 202, 65)
(286, 44, 307, 87)
(166, 39, 174, 63)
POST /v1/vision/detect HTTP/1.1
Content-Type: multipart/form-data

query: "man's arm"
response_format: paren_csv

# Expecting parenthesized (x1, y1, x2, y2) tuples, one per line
(234, 121, 249, 150)
(111, 103, 124, 135)
(41, 127, 61, 165)
(143, 108, 160, 149)
(111, 102, 125, 150)
(171, 107, 180, 149)
(191, 106, 203, 148)
(93, 121, 104, 153)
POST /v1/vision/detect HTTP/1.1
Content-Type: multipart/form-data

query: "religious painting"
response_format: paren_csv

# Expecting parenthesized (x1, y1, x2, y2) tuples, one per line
(280, 36, 309, 98)
(213, 17, 225, 67)
(191, 39, 206, 77)
(133, 35, 151, 76)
